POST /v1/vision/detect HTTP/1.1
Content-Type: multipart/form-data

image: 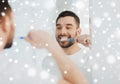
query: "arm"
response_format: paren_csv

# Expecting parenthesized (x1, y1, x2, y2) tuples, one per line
(58, 80, 71, 84)
(25, 30, 89, 84)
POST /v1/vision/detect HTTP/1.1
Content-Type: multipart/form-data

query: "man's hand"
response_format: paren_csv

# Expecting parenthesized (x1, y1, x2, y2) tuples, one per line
(25, 30, 52, 48)
(77, 34, 91, 47)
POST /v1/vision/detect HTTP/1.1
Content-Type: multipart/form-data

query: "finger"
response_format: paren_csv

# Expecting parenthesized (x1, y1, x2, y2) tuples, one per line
(25, 32, 32, 42)
(25, 36, 31, 43)
(25, 37, 37, 48)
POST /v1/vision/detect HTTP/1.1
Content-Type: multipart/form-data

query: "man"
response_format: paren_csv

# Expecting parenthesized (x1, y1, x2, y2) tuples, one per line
(55, 11, 92, 83)
(0, 0, 15, 52)
(26, 11, 92, 84)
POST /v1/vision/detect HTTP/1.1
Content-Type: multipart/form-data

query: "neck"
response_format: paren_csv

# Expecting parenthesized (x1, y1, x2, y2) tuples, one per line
(63, 43, 81, 55)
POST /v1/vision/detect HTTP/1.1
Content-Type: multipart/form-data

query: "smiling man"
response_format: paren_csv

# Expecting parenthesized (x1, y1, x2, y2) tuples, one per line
(55, 11, 81, 55)
(55, 11, 92, 84)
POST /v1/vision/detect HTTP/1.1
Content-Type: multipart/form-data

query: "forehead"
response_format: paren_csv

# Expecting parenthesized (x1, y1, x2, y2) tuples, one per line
(56, 16, 76, 25)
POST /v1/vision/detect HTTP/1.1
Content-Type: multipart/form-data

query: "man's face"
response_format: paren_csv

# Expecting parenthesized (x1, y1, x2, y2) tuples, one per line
(56, 16, 80, 48)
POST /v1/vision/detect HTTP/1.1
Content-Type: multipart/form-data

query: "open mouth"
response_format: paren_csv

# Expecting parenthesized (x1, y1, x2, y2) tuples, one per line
(60, 37, 69, 42)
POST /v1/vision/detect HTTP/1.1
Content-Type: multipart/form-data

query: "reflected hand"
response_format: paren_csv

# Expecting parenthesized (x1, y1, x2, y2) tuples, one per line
(77, 34, 91, 47)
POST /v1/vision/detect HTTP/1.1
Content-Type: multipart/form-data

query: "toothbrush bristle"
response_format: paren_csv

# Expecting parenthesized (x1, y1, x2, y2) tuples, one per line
(69, 38, 74, 43)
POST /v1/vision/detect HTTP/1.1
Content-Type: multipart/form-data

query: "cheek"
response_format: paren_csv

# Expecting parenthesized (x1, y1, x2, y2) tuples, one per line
(55, 31, 60, 36)
(70, 30, 76, 35)
(9, 23, 15, 39)
(70, 31, 77, 37)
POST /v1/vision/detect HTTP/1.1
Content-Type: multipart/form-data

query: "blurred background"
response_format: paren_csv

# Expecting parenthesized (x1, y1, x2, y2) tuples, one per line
(1, 0, 120, 84)
(90, 0, 120, 84)
(9, 0, 89, 38)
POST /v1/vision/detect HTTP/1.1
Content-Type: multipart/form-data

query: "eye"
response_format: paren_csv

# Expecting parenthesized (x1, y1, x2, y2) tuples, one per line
(66, 27, 72, 29)
(56, 26, 62, 30)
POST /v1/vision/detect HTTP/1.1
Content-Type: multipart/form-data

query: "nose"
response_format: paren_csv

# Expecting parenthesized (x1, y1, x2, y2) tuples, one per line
(61, 27, 67, 35)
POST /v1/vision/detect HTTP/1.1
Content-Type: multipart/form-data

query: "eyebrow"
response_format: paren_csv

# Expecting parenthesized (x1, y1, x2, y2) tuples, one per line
(56, 24, 73, 26)
(56, 24, 60, 26)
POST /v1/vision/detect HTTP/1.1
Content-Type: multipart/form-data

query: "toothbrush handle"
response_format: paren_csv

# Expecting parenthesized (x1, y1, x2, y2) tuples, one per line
(19, 36, 25, 39)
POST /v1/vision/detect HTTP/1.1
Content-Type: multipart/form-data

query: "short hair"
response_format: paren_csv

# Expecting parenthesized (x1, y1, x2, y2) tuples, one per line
(56, 10, 80, 27)
(0, 0, 12, 19)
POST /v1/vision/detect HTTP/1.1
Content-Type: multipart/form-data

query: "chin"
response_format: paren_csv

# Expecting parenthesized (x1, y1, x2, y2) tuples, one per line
(61, 43, 73, 48)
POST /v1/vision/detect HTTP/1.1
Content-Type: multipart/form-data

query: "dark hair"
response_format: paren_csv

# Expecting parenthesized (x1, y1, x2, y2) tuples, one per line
(56, 10, 80, 27)
(0, 0, 12, 18)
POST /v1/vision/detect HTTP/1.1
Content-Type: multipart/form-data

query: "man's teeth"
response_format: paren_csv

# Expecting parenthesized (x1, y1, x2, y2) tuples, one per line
(60, 37, 68, 41)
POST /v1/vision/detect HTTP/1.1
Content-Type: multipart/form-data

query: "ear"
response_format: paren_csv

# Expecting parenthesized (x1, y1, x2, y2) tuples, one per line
(0, 17, 10, 50)
(76, 27, 81, 36)
(0, 18, 6, 37)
